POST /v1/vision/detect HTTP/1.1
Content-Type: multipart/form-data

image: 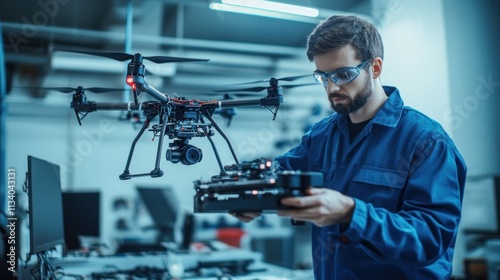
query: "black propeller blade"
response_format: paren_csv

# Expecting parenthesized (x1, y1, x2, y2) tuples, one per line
(214, 74, 314, 93)
(18, 86, 126, 93)
(225, 74, 311, 86)
(214, 83, 317, 93)
(57, 50, 209, 63)
(83, 87, 128, 93)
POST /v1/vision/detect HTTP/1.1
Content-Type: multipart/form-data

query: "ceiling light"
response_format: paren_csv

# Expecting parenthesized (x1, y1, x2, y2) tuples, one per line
(209, 0, 320, 23)
(221, 0, 319, 17)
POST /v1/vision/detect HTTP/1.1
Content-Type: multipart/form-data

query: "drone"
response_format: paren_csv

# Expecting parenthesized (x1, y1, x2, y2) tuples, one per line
(52, 50, 311, 180)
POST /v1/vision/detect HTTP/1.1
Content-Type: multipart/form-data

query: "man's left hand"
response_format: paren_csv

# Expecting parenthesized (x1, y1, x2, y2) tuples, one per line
(277, 187, 355, 227)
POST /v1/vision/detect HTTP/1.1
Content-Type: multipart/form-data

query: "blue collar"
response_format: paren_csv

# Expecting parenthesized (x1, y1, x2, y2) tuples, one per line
(370, 86, 403, 128)
(333, 86, 403, 137)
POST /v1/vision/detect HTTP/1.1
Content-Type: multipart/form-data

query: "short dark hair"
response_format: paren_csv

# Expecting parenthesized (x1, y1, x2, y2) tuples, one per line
(306, 15, 384, 62)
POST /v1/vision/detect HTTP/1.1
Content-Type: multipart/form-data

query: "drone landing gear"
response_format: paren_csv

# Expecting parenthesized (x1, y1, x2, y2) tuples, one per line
(119, 106, 168, 180)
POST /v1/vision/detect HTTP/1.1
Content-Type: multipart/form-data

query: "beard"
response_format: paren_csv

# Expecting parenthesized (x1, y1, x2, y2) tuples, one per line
(328, 75, 373, 115)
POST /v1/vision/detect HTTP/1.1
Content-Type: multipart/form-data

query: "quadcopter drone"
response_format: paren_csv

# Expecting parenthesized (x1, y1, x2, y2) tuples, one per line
(57, 50, 311, 180)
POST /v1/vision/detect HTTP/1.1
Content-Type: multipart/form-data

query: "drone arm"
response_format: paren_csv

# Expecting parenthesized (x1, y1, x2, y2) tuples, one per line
(71, 101, 162, 124)
(218, 99, 262, 108)
(71, 101, 159, 124)
(217, 96, 282, 108)
(217, 96, 282, 120)
(140, 83, 169, 103)
(72, 101, 148, 111)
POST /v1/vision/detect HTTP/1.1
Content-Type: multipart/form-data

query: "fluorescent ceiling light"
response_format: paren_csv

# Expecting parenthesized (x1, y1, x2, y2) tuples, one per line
(209, 1, 320, 23)
(221, 0, 319, 18)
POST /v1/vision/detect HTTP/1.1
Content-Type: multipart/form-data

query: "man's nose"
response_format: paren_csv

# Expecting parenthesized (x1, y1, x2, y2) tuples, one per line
(327, 79, 340, 93)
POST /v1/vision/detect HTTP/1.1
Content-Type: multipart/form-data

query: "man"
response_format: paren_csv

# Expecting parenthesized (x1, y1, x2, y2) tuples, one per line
(232, 15, 467, 279)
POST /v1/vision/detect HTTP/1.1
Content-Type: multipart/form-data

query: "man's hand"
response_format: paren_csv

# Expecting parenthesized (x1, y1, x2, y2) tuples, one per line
(229, 211, 262, 223)
(277, 187, 355, 227)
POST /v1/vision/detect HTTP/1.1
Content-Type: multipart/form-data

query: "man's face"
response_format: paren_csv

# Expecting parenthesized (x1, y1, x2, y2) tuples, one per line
(313, 45, 372, 114)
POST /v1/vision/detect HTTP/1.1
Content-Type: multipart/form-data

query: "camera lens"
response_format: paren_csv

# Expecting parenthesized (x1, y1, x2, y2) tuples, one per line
(181, 145, 203, 165)
(166, 149, 182, 163)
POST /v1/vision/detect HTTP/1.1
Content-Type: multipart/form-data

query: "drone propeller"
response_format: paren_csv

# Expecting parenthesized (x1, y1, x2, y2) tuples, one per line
(214, 83, 316, 93)
(214, 73, 314, 93)
(224, 74, 311, 86)
(16, 86, 126, 95)
(57, 49, 210, 63)
(19, 86, 126, 94)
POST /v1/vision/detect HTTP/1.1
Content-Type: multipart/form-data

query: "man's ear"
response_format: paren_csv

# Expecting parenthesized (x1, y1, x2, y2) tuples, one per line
(371, 57, 383, 79)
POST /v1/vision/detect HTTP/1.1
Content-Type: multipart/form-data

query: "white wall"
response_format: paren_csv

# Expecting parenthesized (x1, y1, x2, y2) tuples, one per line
(375, 0, 453, 134)
(442, 0, 500, 175)
(442, 0, 500, 278)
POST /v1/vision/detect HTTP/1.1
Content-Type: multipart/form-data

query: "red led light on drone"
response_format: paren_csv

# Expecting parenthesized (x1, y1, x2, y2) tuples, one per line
(126, 77, 136, 90)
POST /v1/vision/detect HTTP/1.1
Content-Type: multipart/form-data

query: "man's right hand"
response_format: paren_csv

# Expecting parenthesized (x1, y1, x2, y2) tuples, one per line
(229, 211, 261, 223)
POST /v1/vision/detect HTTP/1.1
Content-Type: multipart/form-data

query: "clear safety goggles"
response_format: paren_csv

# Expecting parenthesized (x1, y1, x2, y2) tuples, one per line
(313, 59, 371, 88)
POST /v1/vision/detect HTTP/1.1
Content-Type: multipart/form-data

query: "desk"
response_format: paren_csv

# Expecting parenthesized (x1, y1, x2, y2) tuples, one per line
(18, 249, 310, 279)
(196, 227, 294, 268)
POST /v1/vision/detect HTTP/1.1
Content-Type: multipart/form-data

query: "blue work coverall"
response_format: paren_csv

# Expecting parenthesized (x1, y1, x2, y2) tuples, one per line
(275, 86, 467, 279)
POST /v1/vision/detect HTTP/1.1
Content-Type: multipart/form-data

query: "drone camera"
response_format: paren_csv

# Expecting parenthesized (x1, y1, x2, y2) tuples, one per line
(166, 140, 203, 165)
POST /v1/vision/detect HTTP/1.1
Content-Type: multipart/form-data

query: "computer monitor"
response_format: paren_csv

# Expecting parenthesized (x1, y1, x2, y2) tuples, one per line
(27, 155, 65, 254)
(460, 175, 500, 234)
(62, 191, 100, 251)
(136, 187, 181, 242)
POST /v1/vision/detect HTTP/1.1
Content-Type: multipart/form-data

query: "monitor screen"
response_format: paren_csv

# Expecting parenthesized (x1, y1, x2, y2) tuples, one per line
(62, 191, 100, 251)
(137, 187, 180, 232)
(27, 156, 65, 254)
(460, 175, 500, 234)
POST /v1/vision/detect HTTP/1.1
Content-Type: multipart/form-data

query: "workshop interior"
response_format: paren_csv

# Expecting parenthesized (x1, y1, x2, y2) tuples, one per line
(1, 0, 499, 279)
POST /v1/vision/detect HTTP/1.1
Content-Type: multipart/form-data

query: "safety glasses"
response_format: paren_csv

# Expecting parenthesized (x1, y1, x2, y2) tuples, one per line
(313, 59, 371, 88)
